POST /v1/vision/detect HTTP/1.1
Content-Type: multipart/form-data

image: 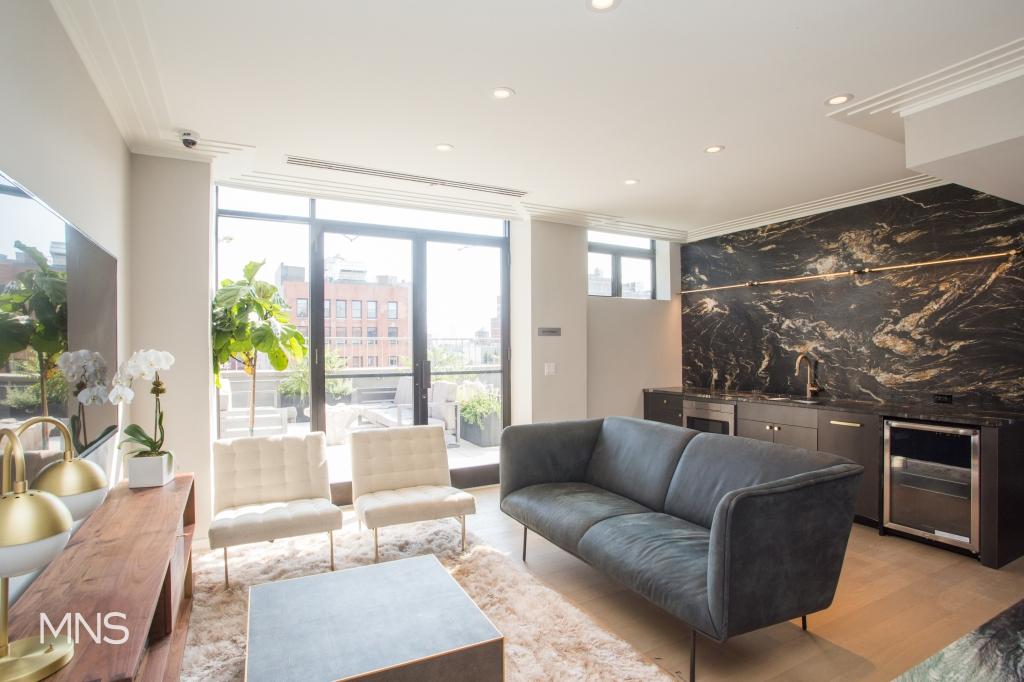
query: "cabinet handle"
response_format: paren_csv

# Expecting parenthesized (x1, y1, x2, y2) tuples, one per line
(765, 424, 773, 431)
(829, 420, 862, 428)
(773, 425, 782, 431)
(662, 399, 668, 405)
(677, 413, 682, 418)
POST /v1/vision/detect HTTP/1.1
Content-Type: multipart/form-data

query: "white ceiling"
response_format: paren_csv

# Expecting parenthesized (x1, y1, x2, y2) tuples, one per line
(52, 0, 1024, 240)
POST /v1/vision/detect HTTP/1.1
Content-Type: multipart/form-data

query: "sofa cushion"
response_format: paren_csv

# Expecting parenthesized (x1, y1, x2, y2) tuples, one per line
(578, 513, 717, 637)
(664, 433, 853, 528)
(209, 497, 342, 549)
(500, 482, 651, 555)
(584, 417, 699, 511)
(356, 484, 476, 529)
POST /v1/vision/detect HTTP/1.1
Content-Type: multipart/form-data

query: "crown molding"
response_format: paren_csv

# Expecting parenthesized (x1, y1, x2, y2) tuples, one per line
(828, 36, 1024, 141)
(686, 174, 948, 242)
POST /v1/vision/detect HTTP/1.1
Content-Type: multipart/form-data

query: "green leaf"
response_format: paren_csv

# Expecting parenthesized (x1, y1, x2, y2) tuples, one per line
(0, 312, 34, 359)
(242, 260, 265, 283)
(267, 344, 288, 371)
(14, 241, 50, 271)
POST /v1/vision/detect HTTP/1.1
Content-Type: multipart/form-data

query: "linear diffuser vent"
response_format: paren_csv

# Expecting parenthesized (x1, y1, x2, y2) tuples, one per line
(286, 155, 528, 198)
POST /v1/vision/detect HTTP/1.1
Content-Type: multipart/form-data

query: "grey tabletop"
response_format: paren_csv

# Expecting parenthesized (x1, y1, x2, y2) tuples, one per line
(246, 554, 502, 682)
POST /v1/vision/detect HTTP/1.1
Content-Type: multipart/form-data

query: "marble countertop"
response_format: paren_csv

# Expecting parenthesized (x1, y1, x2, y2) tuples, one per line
(645, 386, 1024, 427)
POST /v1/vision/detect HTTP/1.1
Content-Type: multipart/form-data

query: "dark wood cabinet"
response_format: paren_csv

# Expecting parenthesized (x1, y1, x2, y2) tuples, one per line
(816, 410, 881, 523)
(736, 418, 774, 442)
(644, 391, 684, 426)
(736, 403, 818, 449)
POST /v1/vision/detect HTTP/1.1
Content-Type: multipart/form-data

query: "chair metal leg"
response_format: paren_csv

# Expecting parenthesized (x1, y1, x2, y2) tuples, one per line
(522, 524, 527, 562)
(329, 530, 335, 571)
(690, 629, 697, 682)
(374, 528, 379, 563)
(802, 615, 807, 631)
(223, 547, 229, 588)
(460, 515, 466, 553)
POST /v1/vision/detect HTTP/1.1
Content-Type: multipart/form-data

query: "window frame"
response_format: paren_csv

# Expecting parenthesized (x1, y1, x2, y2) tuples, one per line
(367, 300, 378, 320)
(587, 236, 656, 299)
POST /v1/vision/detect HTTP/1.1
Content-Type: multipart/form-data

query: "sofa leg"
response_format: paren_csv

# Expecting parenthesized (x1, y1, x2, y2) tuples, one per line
(690, 629, 696, 682)
(223, 547, 229, 588)
(460, 515, 466, 553)
(802, 615, 808, 631)
(329, 530, 335, 571)
(522, 525, 527, 562)
(374, 528, 379, 563)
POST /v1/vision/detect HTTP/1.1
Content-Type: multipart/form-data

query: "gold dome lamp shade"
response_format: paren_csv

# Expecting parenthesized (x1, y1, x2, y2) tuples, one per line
(20, 417, 108, 522)
(0, 427, 75, 681)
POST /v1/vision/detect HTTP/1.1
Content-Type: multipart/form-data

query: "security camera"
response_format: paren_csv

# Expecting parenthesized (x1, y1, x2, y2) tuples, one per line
(180, 131, 198, 149)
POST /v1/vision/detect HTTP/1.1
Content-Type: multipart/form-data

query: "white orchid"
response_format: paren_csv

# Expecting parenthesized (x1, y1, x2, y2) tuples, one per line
(108, 348, 174, 458)
(77, 384, 109, 406)
(111, 349, 176, 395)
(108, 383, 135, 406)
(57, 349, 108, 392)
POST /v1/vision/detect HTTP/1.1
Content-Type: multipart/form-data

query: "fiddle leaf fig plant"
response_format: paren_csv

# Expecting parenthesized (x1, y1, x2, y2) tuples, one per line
(211, 260, 307, 435)
(0, 241, 68, 447)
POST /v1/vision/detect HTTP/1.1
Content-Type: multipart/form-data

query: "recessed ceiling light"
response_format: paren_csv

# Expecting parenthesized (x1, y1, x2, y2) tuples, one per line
(624, 179, 638, 185)
(704, 145, 725, 154)
(435, 143, 455, 152)
(587, 0, 620, 12)
(492, 87, 515, 100)
(825, 93, 854, 106)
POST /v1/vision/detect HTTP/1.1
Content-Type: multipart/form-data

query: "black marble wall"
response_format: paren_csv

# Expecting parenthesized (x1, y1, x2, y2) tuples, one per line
(681, 184, 1024, 408)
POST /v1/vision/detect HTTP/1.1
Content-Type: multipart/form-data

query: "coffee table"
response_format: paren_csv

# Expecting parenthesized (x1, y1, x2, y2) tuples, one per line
(246, 554, 503, 681)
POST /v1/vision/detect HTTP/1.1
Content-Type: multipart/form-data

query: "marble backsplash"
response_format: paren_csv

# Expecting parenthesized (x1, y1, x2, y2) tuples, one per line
(680, 184, 1024, 409)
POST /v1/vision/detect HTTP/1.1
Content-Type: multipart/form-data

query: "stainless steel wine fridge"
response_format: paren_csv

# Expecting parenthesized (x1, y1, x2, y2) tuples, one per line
(883, 420, 980, 553)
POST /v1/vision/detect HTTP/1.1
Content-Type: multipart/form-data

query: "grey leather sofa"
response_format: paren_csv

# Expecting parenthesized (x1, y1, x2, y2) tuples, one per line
(500, 417, 862, 680)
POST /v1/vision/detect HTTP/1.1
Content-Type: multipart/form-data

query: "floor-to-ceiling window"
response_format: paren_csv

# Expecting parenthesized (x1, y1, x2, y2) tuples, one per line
(215, 187, 509, 498)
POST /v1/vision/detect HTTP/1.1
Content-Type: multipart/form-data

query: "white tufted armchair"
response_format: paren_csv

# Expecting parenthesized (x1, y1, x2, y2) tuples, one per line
(209, 432, 342, 586)
(351, 425, 476, 562)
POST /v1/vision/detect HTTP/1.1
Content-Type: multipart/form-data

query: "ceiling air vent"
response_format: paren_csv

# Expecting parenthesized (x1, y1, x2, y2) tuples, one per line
(286, 155, 527, 198)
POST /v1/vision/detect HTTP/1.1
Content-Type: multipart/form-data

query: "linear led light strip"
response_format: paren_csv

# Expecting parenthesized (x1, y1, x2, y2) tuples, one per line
(680, 249, 1021, 295)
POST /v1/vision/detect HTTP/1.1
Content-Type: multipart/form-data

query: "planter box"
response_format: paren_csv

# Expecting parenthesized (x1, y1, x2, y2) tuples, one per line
(459, 413, 501, 448)
(128, 452, 174, 488)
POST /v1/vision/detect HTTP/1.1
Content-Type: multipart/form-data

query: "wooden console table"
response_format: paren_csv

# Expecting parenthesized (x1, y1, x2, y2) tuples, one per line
(9, 473, 196, 680)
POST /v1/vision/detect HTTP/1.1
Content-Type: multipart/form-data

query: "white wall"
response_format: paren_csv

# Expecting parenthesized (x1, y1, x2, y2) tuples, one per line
(0, 0, 130, 361)
(508, 220, 589, 423)
(129, 154, 216, 535)
(510, 219, 681, 423)
(587, 245, 682, 418)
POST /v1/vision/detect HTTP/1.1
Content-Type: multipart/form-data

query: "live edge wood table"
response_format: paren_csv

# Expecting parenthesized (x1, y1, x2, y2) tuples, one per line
(9, 473, 196, 681)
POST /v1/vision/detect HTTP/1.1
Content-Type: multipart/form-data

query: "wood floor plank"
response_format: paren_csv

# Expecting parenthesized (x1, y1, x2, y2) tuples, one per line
(463, 484, 1024, 680)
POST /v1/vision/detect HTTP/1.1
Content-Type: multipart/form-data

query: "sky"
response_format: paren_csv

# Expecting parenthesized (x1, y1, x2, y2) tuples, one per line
(0, 192, 67, 265)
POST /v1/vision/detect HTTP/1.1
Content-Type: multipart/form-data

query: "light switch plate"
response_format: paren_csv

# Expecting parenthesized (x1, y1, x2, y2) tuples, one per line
(544, 362, 557, 376)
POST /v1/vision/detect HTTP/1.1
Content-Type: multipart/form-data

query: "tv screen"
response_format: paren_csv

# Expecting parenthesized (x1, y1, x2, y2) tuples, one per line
(0, 169, 118, 460)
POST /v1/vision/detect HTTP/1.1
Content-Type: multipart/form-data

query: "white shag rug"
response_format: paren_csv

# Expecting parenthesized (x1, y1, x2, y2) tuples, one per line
(182, 519, 673, 681)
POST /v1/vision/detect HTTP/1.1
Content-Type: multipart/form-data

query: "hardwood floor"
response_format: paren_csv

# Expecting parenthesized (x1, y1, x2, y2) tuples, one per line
(462, 484, 1024, 681)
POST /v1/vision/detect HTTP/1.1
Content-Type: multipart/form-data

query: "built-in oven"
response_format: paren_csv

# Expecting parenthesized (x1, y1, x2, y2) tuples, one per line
(883, 420, 980, 553)
(683, 400, 736, 436)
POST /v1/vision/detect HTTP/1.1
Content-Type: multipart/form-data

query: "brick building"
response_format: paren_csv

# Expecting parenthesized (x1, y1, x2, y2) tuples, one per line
(276, 260, 412, 369)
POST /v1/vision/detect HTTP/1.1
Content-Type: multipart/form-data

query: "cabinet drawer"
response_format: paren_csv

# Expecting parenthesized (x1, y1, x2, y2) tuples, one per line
(773, 423, 818, 450)
(737, 402, 817, 428)
(736, 418, 774, 442)
(817, 409, 881, 521)
(645, 393, 684, 425)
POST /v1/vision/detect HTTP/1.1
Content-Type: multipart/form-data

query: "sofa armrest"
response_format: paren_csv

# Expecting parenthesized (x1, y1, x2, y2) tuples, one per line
(499, 419, 604, 501)
(706, 463, 862, 640)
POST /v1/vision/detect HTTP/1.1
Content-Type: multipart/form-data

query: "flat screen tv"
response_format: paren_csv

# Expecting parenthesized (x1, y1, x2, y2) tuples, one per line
(0, 168, 118, 459)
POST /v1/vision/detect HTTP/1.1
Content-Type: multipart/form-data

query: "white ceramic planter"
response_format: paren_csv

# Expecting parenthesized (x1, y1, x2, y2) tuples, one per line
(127, 452, 173, 488)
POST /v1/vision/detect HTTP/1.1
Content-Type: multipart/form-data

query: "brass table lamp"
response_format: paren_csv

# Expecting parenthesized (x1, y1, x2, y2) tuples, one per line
(21, 417, 108, 522)
(0, 427, 75, 682)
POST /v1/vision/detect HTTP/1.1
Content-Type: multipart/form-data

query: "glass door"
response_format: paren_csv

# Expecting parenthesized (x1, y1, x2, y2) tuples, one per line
(425, 242, 506, 469)
(315, 231, 414, 481)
